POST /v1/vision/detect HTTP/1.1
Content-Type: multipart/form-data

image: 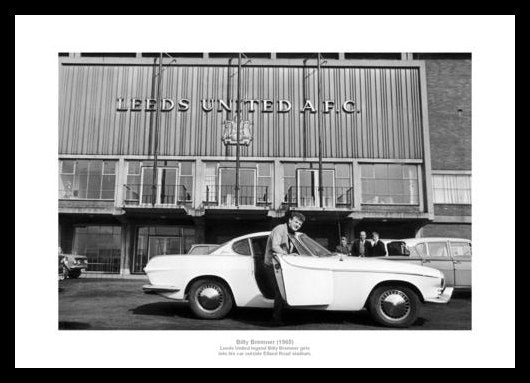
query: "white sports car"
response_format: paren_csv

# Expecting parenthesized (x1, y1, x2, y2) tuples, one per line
(143, 231, 454, 328)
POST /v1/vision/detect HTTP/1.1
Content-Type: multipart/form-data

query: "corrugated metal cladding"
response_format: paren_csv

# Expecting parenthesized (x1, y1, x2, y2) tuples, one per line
(59, 63, 425, 159)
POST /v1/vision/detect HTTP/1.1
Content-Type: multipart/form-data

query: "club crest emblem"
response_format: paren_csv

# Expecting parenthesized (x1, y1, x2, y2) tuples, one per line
(222, 120, 253, 146)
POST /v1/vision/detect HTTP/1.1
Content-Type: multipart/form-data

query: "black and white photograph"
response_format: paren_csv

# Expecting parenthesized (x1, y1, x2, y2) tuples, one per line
(15, 15, 515, 368)
(56, 51, 470, 331)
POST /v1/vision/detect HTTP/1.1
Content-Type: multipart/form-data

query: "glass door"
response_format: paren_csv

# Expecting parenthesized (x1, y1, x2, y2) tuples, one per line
(219, 168, 256, 206)
(297, 169, 335, 208)
(140, 167, 179, 205)
(148, 236, 182, 259)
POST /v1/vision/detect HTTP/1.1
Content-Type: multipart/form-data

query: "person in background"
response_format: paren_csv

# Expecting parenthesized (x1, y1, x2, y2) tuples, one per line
(264, 212, 306, 326)
(335, 236, 351, 256)
(352, 231, 372, 257)
(371, 231, 387, 257)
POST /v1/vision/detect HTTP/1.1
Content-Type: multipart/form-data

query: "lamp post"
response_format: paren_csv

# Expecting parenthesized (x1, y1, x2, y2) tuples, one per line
(317, 53, 324, 208)
(235, 53, 242, 207)
(152, 52, 163, 206)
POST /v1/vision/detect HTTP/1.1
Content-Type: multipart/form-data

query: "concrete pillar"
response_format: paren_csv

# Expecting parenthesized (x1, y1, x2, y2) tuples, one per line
(193, 217, 206, 244)
(352, 160, 362, 210)
(115, 157, 126, 208)
(194, 160, 205, 209)
(120, 223, 132, 275)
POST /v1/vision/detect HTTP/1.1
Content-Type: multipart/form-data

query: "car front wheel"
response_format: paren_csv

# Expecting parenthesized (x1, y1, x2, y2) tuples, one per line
(368, 285, 420, 328)
(188, 279, 233, 319)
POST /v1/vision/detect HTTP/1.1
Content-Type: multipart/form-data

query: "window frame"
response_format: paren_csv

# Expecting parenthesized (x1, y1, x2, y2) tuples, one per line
(232, 238, 253, 256)
(449, 241, 472, 258)
(59, 159, 117, 201)
(432, 173, 472, 205)
(360, 163, 420, 206)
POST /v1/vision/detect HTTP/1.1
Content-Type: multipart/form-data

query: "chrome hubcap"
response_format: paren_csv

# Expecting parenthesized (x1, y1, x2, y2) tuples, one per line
(196, 284, 224, 312)
(379, 290, 411, 321)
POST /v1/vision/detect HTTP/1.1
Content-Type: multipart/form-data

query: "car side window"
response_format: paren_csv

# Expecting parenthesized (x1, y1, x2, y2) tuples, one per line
(427, 242, 450, 258)
(415, 243, 428, 258)
(450, 242, 472, 258)
(387, 241, 410, 256)
(232, 239, 252, 256)
(250, 236, 268, 258)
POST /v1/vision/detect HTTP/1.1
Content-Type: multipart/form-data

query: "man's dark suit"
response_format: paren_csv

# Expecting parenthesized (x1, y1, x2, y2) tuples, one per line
(371, 240, 387, 257)
(335, 244, 351, 256)
(351, 239, 372, 257)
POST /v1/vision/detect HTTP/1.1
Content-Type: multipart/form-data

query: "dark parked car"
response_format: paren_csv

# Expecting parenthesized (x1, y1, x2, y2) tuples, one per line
(59, 248, 88, 279)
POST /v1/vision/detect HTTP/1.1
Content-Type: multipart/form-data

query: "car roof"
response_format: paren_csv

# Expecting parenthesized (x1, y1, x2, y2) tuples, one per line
(190, 244, 218, 247)
(230, 231, 272, 241)
(382, 238, 471, 244)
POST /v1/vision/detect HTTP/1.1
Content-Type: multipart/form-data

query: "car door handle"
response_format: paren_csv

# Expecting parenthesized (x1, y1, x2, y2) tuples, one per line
(423, 260, 431, 263)
(454, 260, 462, 264)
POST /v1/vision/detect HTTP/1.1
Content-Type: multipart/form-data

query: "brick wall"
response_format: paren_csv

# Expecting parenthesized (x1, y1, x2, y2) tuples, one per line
(425, 59, 471, 171)
(434, 204, 471, 216)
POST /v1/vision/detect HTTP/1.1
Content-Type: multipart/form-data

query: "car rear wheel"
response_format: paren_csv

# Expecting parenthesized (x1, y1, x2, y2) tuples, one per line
(188, 279, 233, 319)
(368, 285, 420, 328)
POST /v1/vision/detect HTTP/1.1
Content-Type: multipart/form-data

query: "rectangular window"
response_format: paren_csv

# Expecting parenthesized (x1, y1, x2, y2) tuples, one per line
(432, 174, 471, 204)
(203, 162, 272, 206)
(204, 163, 218, 203)
(361, 164, 419, 205)
(124, 161, 194, 205)
(59, 160, 117, 200)
(74, 226, 121, 274)
(179, 162, 194, 202)
(257, 163, 272, 204)
(335, 164, 352, 207)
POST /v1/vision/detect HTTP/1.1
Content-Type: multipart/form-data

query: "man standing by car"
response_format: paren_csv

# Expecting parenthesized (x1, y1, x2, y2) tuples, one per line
(335, 236, 351, 256)
(352, 231, 372, 257)
(264, 212, 306, 326)
(371, 232, 387, 257)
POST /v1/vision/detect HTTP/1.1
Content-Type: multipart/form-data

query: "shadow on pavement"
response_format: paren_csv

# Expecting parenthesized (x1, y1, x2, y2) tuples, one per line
(59, 321, 92, 330)
(130, 301, 432, 329)
(452, 290, 472, 299)
(130, 302, 196, 319)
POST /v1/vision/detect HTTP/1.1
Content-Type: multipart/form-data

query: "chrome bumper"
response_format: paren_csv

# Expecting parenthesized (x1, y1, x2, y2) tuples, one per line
(142, 284, 180, 293)
(424, 287, 454, 304)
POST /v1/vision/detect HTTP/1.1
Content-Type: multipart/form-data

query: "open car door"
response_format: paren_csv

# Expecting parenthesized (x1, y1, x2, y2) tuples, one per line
(271, 235, 333, 306)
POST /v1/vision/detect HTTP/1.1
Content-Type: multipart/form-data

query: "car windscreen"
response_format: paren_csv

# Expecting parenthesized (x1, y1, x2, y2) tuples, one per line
(297, 234, 333, 257)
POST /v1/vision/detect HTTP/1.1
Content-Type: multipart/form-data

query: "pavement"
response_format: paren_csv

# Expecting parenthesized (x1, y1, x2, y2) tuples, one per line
(58, 278, 471, 330)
